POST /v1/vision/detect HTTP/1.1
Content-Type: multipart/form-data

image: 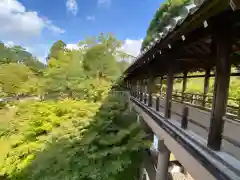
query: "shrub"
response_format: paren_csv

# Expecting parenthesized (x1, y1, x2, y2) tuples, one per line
(0, 95, 149, 180)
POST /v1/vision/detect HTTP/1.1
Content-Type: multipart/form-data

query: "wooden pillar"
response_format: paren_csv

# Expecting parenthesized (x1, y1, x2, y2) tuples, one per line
(136, 80, 139, 99)
(140, 80, 144, 101)
(132, 81, 135, 97)
(155, 140, 170, 180)
(148, 77, 155, 107)
(207, 30, 232, 151)
(133, 81, 137, 98)
(181, 71, 187, 102)
(129, 81, 132, 96)
(202, 68, 210, 107)
(164, 68, 174, 119)
(159, 77, 163, 97)
(144, 80, 147, 104)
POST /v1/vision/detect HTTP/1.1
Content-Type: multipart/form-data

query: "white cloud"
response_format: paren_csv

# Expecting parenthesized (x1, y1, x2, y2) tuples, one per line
(66, 43, 79, 50)
(120, 39, 143, 57)
(98, 0, 112, 7)
(0, 0, 64, 41)
(86, 15, 95, 21)
(4, 41, 15, 47)
(44, 19, 65, 34)
(66, 0, 78, 16)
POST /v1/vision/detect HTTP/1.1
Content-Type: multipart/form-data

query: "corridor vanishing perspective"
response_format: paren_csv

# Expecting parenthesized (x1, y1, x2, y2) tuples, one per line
(121, 0, 240, 180)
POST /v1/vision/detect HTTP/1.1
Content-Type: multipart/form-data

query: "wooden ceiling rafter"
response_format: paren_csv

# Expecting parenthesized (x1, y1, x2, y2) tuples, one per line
(124, 3, 240, 81)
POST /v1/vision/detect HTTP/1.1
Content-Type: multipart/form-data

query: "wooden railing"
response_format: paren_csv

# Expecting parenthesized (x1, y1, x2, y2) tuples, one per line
(170, 91, 240, 120)
(130, 95, 240, 180)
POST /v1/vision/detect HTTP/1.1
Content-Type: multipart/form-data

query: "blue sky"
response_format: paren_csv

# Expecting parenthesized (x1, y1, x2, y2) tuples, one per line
(0, 0, 164, 62)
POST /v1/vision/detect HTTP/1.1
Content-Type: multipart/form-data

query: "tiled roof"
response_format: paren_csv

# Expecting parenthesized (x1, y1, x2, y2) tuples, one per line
(128, 0, 208, 68)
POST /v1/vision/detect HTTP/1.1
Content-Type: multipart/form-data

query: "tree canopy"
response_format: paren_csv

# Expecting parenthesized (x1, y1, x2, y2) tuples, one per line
(142, 0, 192, 50)
(0, 33, 146, 180)
(0, 34, 130, 98)
(0, 63, 37, 96)
(0, 43, 45, 75)
(47, 40, 66, 60)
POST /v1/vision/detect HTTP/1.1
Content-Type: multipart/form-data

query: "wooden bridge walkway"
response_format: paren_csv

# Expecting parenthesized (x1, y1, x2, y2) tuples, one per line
(120, 0, 240, 179)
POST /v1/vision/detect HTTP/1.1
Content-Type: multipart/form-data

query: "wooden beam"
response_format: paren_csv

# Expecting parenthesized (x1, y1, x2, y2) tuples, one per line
(207, 29, 232, 151)
(190, 45, 206, 54)
(140, 79, 144, 101)
(174, 74, 214, 79)
(198, 42, 211, 54)
(164, 67, 174, 119)
(159, 77, 163, 97)
(184, 46, 195, 55)
(202, 68, 211, 107)
(144, 79, 148, 104)
(181, 71, 188, 102)
(148, 77, 155, 107)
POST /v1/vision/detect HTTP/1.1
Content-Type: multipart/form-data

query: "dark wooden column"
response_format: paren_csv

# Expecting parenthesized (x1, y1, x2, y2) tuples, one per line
(131, 80, 135, 97)
(144, 79, 147, 104)
(136, 80, 139, 99)
(134, 80, 138, 98)
(159, 77, 163, 97)
(181, 71, 187, 102)
(202, 68, 210, 107)
(148, 77, 155, 107)
(140, 79, 144, 101)
(129, 81, 132, 95)
(164, 68, 174, 119)
(207, 30, 232, 150)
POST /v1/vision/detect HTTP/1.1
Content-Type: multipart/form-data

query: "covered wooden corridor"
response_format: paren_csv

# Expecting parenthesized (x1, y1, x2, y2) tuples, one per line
(122, 0, 240, 179)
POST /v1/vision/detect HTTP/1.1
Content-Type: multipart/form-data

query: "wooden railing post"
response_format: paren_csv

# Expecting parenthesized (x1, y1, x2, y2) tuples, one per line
(148, 77, 155, 107)
(181, 71, 187, 103)
(164, 68, 174, 119)
(238, 100, 240, 119)
(208, 27, 232, 151)
(181, 106, 189, 129)
(159, 76, 163, 97)
(140, 80, 144, 101)
(191, 94, 194, 104)
(156, 96, 160, 111)
(202, 68, 210, 108)
(144, 80, 147, 104)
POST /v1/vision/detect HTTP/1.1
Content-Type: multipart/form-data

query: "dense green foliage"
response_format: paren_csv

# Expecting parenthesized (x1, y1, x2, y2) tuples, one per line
(0, 63, 40, 97)
(0, 33, 147, 180)
(47, 40, 66, 61)
(1, 96, 147, 180)
(0, 34, 129, 98)
(142, 0, 192, 49)
(0, 43, 45, 74)
(172, 70, 240, 99)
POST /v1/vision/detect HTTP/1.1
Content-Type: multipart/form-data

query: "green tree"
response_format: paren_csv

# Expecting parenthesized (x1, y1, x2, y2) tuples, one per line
(0, 43, 45, 74)
(83, 44, 119, 80)
(48, 40, 66, 60)
(0, 63, 36, 96)
(43, 51, 86, 98)
(142, 0, 192, 49)
(83, 34, 122, 81)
